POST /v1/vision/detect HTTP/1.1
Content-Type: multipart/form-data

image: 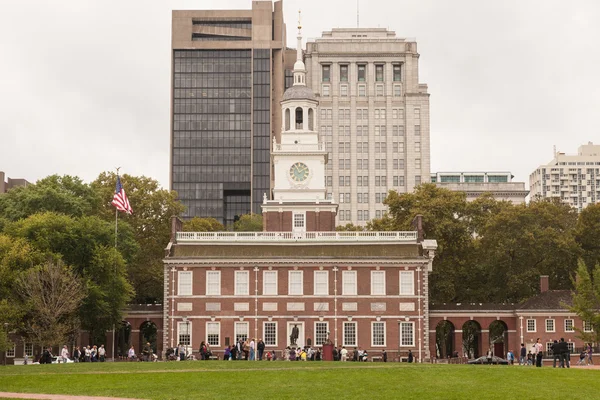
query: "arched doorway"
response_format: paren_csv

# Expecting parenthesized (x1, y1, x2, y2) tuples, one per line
(435, 320, 455, 358)
(489, 320, 509, 357)
(139, 321, 157, 356)
(462, 321, 482, 359)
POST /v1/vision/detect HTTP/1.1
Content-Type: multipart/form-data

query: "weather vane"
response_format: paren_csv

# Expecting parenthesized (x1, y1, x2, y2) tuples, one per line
(298, 9, 301, 33)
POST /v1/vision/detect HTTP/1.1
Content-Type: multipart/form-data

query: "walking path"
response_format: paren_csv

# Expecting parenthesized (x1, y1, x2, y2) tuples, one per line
(0, 393, 145, 400)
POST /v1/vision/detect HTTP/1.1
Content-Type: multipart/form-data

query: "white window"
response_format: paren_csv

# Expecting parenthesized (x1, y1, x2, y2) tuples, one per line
(376, 84, 384, 96)
(358, 84, 366, 97)
(393, 85, 401, 96)
(6, 345, 15, 358)
(372, 322, 386, 346)
(24, 343, 33, 357)
(206, 322, 220, 347)
(343, 322, 357, 346)
(527, 319, 536, 333)
(289, 271, 304, 295)
(567, 342, 575, 353)
(565, 319, 574, 332)
(400, 322, 414, 346)
(263, 271, 278, 295)
(399, 271, 414, 295)
(178, 321, 191, 346)
(235, 270, 249, 296)
(206, 271, 221, 296)
(340, 84, 348, 97)
(371, 271, 386, 296)
(315, 322, 329, 346)
(584, 321, 593, 332)
(314, 271, 329, 296)
(264, 322, 277, 346)
(322, 84, 330, 97)
(293, 213, 305, 229)
(342, 271, 357, 295)
(178, 271, 192, 296)
(235, 322, 249, 342)
(546, 319, 555, 333)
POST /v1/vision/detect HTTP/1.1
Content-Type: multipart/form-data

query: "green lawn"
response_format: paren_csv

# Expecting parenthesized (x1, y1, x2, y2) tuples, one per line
(0, 361, 599, 400)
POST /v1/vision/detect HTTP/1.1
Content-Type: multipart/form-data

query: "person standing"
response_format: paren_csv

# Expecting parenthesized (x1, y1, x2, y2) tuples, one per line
(178, 343, 186, 361)
(249, 338, 256, 361)
(98, 345, 106, 362)
(128, 346, 136, 361)
(60, 345, 69, 363)
(587, 343, 593, 365)
(382, 349, 387, 362)
(84, 346, 91, 362)
(519, 343, 526, 366)
(257, 339, 265, 361)
(237, 339, 243, 361)
(408, 350, 414, 363)
(340, 346, 348, 362)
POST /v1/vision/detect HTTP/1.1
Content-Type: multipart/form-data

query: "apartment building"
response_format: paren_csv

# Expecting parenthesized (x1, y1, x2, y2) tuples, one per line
(431, 171, 528, 205)
(0, 171, 30, 193)
(530, 142, 600, 211)
(305, 28, 430, 226)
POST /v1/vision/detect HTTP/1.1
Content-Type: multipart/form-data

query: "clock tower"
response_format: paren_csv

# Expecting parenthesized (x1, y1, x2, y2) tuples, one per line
(262, 12, 338, 233)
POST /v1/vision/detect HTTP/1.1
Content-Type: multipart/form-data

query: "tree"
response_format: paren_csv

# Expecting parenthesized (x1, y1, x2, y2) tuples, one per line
(17, 261, 85, 347)
(575, 203, 600, 274)
(0, 175, 101, 221)
(569, 259, 600, 344)
(182, 217, 224, 232)
(0, 299, 22, 355)
(335, 223, 365, 232)
(92, 172, 185, 303)
(233, 214, 263, 232)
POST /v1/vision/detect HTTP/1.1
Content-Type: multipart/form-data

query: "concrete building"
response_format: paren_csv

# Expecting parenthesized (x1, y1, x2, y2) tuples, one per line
(530, 142, 600, 211)
(431, 171, 528, 205)
(170, 1, 293, 225)
(0, 171, 31, 193)
(305, 28, 430, 226)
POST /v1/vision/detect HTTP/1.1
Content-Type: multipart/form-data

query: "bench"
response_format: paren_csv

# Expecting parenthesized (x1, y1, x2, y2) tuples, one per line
(371, 356, 382, 362)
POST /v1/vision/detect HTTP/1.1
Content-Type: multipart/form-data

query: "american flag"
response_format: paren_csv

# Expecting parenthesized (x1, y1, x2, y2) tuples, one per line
(112, 175, 132, 214)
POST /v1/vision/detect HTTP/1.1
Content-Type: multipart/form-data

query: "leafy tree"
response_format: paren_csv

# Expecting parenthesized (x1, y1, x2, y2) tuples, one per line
(183, 217, 224, 232)
(0, 235, 46, 301)
(92, 172, 184, 303)
(0, 299, 22, 355)
(17, 261, 85, 347)
(0, 175, 101, 221)
(569, 259, 600, 344)
(335, 223, 365, 231)
(233, 213, 263, 232)
(575, 203, 600, 274)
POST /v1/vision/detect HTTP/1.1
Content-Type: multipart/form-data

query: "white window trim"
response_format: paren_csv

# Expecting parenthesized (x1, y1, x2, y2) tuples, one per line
(343, 321, 358, 347)
(314, 321, 329, 347)
(545, 319, 555, 333)
(206, 321, 220, 347)
(24, 343, 33, 357)
(178, 271, 192, 296)
(564, 319, 574, 332)
(342, 270, 357, 296)
(371, 321, 386, 347)
(288, 270, 304, 295)
(206, 270, 221, 296)
(584, 321, 593, 332)
(263, 270, 278, 296)
(6, 345, 16, 358)
(177, 321, 192, 348)
(235, 270, 250, 296)
(371, 270, 386, 296)
(235, 321, 249, 342)
(263, 321, 278, 347)
(399, 271, 414, 295)
(400, 321, 415, 347)
(314, 270, 329, 296)
(526, 319, 536, 333)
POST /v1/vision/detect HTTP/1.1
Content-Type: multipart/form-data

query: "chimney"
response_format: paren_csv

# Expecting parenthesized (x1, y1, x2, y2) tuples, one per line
(540, 275, 549, 293)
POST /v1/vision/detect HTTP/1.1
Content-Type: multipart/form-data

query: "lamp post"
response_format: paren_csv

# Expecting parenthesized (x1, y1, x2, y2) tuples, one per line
(184, 317, 190, 358)
(3, 323, 8, 366)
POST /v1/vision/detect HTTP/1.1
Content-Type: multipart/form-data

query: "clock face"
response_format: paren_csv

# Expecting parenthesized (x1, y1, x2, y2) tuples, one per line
(289, 162, 309, 182)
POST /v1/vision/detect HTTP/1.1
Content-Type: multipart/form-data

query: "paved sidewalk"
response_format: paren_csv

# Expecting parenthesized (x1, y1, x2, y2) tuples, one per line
(0, 393, 145, 400)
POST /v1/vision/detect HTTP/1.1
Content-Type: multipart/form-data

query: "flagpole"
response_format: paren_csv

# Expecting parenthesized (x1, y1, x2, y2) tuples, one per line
(113, 167, 120, 363)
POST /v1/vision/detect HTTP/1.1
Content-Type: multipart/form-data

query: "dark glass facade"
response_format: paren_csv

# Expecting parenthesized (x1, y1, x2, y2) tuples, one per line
(172, 50, 253, 224)
(252, 49, 271, 215)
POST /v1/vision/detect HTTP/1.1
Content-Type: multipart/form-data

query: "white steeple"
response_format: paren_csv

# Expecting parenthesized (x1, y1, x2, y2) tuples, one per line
(293, 10, 306, 86)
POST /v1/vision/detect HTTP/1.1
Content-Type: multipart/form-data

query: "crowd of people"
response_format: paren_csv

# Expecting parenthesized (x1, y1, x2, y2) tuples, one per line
(35, 344, 107, 364)
(505, 338, 594, 368)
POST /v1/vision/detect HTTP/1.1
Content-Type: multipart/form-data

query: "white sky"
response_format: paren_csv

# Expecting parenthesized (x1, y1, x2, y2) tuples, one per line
(1, 0, 599, 188)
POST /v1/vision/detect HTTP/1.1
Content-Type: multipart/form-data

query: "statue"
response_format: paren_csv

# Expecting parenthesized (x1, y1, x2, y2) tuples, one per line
(290, 324, 299, 345)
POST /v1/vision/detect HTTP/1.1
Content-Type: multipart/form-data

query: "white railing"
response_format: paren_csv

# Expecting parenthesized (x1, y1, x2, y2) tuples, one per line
(176, 231, 418, 242)
(274, 143, 325, 152)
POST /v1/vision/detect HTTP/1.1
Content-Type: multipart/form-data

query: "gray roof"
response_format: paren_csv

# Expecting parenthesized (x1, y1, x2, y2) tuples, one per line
(282, 85, 317, 101)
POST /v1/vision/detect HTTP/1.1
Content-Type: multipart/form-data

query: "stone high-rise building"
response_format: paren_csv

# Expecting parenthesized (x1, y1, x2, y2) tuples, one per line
(170, 1, 291, 225)
(431, 171, 528, 205)
(530, 142, 600, 211)
(305, 28, 431, 226)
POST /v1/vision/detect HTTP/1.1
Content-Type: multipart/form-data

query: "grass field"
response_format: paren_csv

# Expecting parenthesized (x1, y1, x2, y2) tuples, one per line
(0, 361, 599, 400)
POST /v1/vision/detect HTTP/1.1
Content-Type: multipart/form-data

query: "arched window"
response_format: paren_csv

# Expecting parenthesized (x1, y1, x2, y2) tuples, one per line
(308, 108, 314, 131)
(295, 107, 303, 130)
(285, 108, 290, 131)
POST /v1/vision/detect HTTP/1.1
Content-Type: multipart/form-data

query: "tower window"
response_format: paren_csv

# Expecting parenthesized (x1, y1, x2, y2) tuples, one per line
(295, 107, 303, 129)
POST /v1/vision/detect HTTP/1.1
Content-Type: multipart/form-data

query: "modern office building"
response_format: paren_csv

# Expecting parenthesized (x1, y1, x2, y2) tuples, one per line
(431, 171, 528, 205)
(305, 28, 431, 226)
(529, 142, 600, 211)
(0, 171, 30, 194)
(170, 1, 292, 225)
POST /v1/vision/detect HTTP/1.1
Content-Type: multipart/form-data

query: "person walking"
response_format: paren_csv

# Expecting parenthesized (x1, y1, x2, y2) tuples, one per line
(257, 338, 265, 361)
(98, 345, 106, 362)
(587, 343, 593, 365)
(519, 343, 526, 366)
(73, 346, 80, 363)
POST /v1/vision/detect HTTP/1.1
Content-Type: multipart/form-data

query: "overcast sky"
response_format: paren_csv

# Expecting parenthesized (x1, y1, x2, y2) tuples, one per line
(1, 0, 599, 189)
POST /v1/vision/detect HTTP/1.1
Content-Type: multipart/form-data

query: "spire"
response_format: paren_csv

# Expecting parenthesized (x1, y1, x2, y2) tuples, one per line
(293, 9, 306, 86)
